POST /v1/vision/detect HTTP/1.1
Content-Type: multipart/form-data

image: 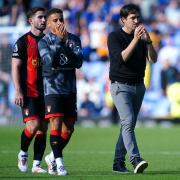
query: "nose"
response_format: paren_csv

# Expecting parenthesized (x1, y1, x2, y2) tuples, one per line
(134, 18, 138, 23)
(57, 19, 62, 25)
(42, 17, 46, 22)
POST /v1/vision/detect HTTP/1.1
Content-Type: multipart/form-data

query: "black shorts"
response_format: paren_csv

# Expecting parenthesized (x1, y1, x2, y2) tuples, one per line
(45, 94, 77, 122)
(22, 96, 46, 123)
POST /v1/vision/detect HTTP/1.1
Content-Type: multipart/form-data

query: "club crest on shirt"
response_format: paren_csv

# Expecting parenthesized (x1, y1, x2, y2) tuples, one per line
(47, 105, 51, 113)
(24, 108, 29, 116)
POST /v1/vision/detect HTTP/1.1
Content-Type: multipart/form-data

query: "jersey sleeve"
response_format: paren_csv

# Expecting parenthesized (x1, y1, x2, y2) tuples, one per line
(12, 38, 25, 60)
(107, 32, 124, 63)
(63, 36, 83, 69)
(38, 36, 63, 65)
(38, 38, 53, 66)
(38, 37, 62, 76)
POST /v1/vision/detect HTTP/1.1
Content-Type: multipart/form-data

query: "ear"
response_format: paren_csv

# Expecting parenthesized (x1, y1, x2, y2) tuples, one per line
(28, 18, 33, 24)
(47, 20, 50, 28)
(120, 17, 125, 24)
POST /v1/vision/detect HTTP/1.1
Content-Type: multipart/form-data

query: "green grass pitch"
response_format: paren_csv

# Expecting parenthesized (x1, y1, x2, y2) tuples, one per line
(0, 125, 180, 180)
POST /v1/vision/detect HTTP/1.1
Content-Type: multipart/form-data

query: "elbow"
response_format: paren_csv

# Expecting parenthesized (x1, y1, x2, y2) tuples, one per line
(76, 62, 83, 69)
(152, 54, 158, 63)
(154, 57, 158, 63)
(41, 55, 52, 65)
(148, 52, 158, 63)
(149, 57, 157, 64)
(121, 52, 129, 62)
(76, 56, 83, 68)
(122, 56, 128, 62)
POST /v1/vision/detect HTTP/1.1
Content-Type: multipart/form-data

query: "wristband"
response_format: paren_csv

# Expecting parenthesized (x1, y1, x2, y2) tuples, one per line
(146, 40, 152, 44)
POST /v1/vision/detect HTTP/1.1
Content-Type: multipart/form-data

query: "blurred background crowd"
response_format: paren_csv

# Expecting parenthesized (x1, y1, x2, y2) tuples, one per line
(0, 0, 179, 125)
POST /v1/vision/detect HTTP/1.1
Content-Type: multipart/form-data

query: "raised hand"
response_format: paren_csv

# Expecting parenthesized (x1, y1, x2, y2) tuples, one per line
(134, 25, 145, 40)
(141, 28, 152, 43)
(55, 22, 67, 40)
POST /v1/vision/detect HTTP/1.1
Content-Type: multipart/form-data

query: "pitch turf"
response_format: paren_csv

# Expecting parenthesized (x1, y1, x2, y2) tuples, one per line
(0, 125, 180, 180)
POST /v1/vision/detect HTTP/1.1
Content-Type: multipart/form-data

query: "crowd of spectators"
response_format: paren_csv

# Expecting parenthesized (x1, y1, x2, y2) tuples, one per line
(0, 0, 179, 124)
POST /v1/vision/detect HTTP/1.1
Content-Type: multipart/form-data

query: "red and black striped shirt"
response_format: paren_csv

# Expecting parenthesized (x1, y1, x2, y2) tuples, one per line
(12, 31, 44, 97)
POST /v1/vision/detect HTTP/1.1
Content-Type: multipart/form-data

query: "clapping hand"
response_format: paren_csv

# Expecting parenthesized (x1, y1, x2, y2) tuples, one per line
(134, 25, 151, 43)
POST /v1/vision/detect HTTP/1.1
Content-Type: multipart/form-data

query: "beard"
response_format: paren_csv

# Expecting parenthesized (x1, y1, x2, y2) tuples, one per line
(36, 24, 46, 31)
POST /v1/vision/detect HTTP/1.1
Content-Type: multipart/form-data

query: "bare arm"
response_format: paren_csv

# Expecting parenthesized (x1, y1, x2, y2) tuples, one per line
(11, 58, 24, 107)
(142, 28, 157, 63)
(146, 43, 157, 63)
(121, 38, 139, 62)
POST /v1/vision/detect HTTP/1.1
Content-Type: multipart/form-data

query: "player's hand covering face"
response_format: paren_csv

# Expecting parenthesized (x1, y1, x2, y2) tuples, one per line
(47, 13, 67, 39)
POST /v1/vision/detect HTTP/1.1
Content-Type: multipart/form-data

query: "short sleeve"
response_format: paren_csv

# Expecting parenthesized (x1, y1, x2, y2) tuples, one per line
(12, 37, 26, 60)
(107, 32, 124, 62)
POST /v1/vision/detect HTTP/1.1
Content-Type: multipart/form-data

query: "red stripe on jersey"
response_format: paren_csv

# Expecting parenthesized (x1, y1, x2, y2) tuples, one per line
(26, 35, 38, 97)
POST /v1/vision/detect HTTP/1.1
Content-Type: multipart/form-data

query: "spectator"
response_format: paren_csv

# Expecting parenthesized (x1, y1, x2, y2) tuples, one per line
(0, 0, 11, 26)
(10, 0, 26, 26)
(160, 58, 179, 95)
(79, 93, 99, 118)
(0, 0, 180, 122)
(0, 33, 11, 117)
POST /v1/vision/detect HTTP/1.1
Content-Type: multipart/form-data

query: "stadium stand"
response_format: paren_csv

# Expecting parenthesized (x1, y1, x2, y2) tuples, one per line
(0, 0, 179, 125)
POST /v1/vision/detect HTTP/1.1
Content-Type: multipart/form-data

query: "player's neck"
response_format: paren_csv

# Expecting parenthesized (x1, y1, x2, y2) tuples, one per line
(31, 27, 43, 37)
(122, 26, 133, 34)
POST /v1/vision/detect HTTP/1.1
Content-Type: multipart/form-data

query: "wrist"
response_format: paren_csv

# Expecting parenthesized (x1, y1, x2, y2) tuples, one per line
(133, 37, 140, 44)
(146, 40, 152, 44)
(15, 88, 22, 94)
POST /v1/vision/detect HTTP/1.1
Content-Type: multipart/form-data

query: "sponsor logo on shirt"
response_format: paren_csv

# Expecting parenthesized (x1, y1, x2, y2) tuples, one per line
(31, 59, 43, 67)
(59, 53, 69, 66)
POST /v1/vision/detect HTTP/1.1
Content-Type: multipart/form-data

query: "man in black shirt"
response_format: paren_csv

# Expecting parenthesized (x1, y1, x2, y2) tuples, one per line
(107, 4, 157, 174)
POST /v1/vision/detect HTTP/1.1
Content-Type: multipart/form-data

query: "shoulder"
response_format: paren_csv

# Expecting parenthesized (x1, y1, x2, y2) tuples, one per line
(108, 29, 123, 39)
(108, 30, 117, 41)
(108, 29, 126, 44)
(108, 30, 118, 44)
(15, 32, 29, 46)
(38, 33, 49, 46)
(39, 33, 49, 42)
(12, 32, 29, 57)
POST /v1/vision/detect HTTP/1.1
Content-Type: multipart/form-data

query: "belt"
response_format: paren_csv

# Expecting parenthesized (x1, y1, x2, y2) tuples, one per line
(111, 81, 143, 86)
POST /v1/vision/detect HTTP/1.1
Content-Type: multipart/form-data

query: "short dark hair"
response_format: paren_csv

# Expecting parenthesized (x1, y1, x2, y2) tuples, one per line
(120, 4, 140, 18)
(27, 7, 46, 19)
(46, 8, 63, 19)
